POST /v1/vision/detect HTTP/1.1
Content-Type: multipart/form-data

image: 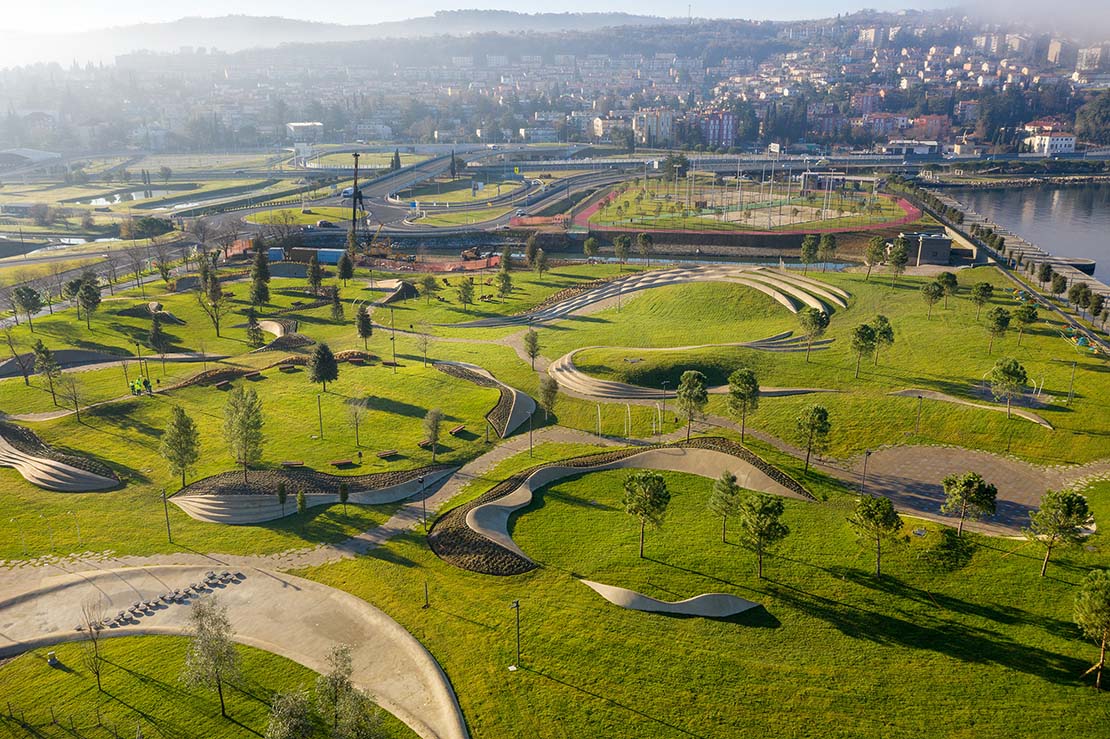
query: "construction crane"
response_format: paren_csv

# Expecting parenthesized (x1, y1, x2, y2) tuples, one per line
(366, 222, 395, 259)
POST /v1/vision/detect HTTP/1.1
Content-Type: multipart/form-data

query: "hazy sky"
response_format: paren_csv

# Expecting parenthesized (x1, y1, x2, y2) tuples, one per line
(2, 0, 947, 34)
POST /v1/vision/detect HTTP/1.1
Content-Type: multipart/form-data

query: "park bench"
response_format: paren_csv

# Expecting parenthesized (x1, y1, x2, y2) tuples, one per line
(417, 440, 433, 449)
(329, 459, 353, 468)
(382, 360, 399, 367)
(244, 370, 262, 379)
(280, 461, 304, 468)
(348, 357, 364, 365)
(449, 424, 465, 436)
(278, 364, 295, 372)
(215, 380, 231, 390)
(291, 300, 304, 307)
(376, 449, 398, 459)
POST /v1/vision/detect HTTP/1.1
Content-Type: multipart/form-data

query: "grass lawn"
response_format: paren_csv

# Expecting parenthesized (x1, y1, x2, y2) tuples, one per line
(312, 152, 429, 169)
(548, 267, 1110, 464)
(415, 207, 513, 227)
(396, 177, 524, 205)
(0, 635, 417, 738)
(246, 206, 367, 226)
(302, 452, 1110, 739)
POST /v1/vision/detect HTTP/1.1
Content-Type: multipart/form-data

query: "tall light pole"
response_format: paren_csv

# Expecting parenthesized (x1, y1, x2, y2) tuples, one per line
(509, 600, 521, 670)
(161, 489, 172, 543)
(915, 394, 923, 435)
(661, 381, 669, 423)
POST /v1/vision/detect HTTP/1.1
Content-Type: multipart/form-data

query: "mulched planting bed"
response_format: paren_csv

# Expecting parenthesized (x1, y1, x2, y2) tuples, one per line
(0, 421, 118, 481)
(427, 438, 811, 576)
(433, 363, 512, 436)
(176, 464, 451, 497)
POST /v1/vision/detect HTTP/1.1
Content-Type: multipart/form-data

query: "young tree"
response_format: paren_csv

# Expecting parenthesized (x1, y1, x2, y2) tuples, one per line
(799, 234, 819, 275)
(496, 269, 513, 301)
(936, 272, 958, 309)
(1027, 490, 1094, 577)
(583, 236, 599, 258)
(1075, 569, 1110, 691)
(613, 234, 631, 270)
(149, 313, 170, 371)
(246, 306, 266, 349)
(864, 236, 886, 281)
(337, 481, 350, 516)
(499, 244, 513, 271)
(307, 253, 323, 295)
(1012, 302, 1038, 345)
(1050, 273, 1067, 301)
(195, 268, 231, 337)
(296, 490, 307, 522)
(675, 369, 708, 442)
(737, 493, 790, 578)
(61, 374, 82, 422)
(32, 339, 61, 405)
(4, 329, 31, 386)
(523, 328, 541, 369)
(355, 305, 373, 350)
(850, 323, 877, 378)
(524, 233, 539, 267)
(12, 285, 42, 331)
(985, 306, 1011, 355)
(636, 232, 653, 265)
(160, 405, 201, 489)
(336, 688, 385, 739)
(456, 277, 475, 312)
(538, 374, 559, 421)
(315, 644, 353, 729)
(309, 343, 339, 391)
(622, 470, 670, 558)
(182, 595, 241, 718)
(848, 495, 904, 578)
(940, 471, 998, 536)
(277, 482, 288, 518)
(970, 281, 994, 319)
(795, 404, 831, 472)
(420, 274, 439, 304)
(264, 691, 313, 739)
(726, 367, 759, 442)
(223, 387, 264, 483)
(337, 252, 354, 286)
(79, 599, 107, 692)
(77, 279, 101, 329)
(330, 286, 344, 322)
(250, 248, 271, 306)
(423, 408, 444, 463)
(415, 321, 433, 366)
(989, 358, 1027, 419)
(870, 314, 895, 365)
(920, 281, 944, 318)
(887, 239, 909, 287)
(797, 307, 829, 363)
(533, 248, 549, 278)
(817, 233, 837, 270)
(708, 470, 742, 542)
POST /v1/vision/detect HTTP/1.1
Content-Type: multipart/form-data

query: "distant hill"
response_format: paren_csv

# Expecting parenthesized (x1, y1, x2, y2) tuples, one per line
(0, 11, 680, 68)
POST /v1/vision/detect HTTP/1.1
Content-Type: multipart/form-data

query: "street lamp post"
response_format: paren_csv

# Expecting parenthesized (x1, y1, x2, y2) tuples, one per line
(915, 394, 923, 435)
(162, 489, 172, 543)
(509, 600, 521, 670)
(661, 381, 669, 424)
(860, 450, 872, 495)
(419, 476, 427, 531)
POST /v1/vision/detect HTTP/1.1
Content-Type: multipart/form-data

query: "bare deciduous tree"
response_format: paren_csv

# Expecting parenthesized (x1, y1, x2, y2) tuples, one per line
(80, 599, 107, 691)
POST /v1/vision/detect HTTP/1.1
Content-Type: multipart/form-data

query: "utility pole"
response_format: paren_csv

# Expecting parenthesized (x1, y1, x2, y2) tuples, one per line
(509, 600, 521, 670)
(351, 152, 360, 247)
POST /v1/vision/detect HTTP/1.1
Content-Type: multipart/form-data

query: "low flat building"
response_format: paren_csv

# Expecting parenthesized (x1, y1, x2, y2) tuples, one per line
(890, 231, 952, 266)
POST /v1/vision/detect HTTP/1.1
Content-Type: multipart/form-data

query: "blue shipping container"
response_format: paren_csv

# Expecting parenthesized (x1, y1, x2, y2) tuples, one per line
(268, 247, 285, 262)
(316, 249, 346, 265)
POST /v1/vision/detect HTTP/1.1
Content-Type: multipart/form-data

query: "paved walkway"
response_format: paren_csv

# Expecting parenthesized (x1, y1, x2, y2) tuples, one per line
(0, 565, 467, 739)
(890, 388, 1052, 429)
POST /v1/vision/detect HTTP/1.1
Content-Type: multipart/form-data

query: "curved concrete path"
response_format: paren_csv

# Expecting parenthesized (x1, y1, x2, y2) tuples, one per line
(890, 388, 1053, 429)
(454, 265, 850, 328)
(434, 360, 536, 437)
(0, 434, 117, 491)
(0, 565, 468, 739)
(172, 467, 457, 524)
(580, 579, 760, 618)
(466, 446, 806, 563)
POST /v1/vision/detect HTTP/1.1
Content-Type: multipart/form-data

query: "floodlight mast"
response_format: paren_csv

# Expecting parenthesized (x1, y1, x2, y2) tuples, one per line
(351, 152, 360, 247)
